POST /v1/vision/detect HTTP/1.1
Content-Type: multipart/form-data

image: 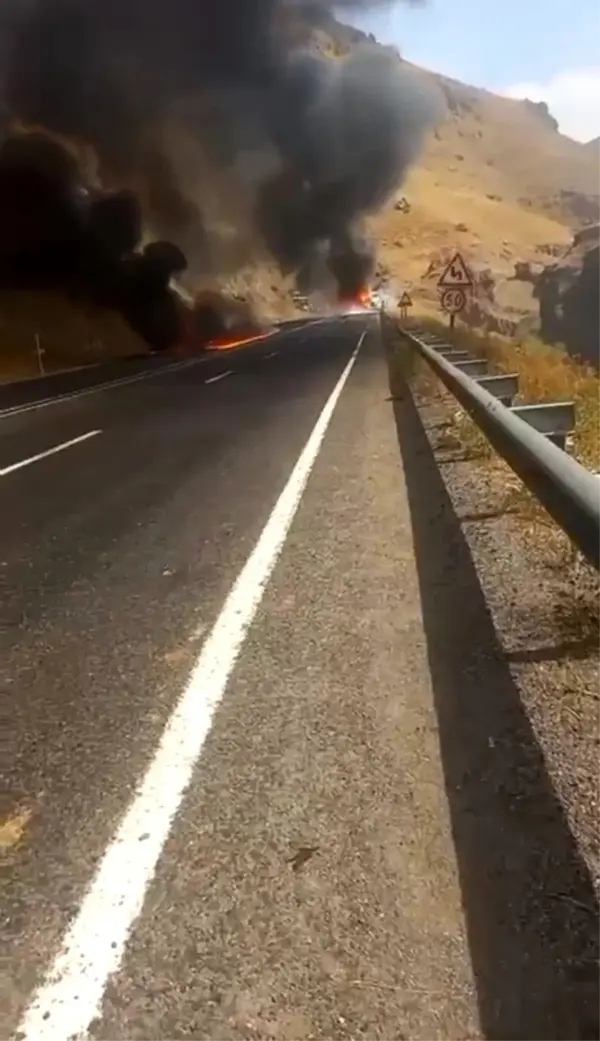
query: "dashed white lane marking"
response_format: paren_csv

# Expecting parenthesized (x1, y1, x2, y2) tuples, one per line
(265, 350, 278, 358)
(0, 358, 206, 421)
(0, 429, 102, 477)
(13, 330, 365, 1041)
(205, 370, 233, 384)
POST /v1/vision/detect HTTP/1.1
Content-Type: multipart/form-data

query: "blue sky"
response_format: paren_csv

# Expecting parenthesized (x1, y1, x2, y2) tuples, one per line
(347, 0, 600, 142)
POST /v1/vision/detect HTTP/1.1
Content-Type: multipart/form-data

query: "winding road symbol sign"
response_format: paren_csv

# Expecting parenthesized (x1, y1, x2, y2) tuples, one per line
(440, 288, 466, 315)
(438, 252, 473, 289)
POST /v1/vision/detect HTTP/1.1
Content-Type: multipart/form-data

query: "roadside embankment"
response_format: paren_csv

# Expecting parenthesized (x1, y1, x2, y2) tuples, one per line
(383, 317, 600, 940)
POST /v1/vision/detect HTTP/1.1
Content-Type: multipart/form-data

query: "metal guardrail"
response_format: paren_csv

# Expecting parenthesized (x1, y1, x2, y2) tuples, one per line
(385, 319, 600, 570)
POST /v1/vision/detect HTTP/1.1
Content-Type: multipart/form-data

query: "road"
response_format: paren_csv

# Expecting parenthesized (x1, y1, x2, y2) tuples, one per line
(2, 315, 597, 1041)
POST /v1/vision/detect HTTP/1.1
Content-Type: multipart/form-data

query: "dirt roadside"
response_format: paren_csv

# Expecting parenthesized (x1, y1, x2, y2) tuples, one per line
(385, 328, 599, 1039)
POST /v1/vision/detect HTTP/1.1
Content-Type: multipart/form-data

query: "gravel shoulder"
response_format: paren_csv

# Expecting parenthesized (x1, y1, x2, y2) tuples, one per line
(96, 330, 480, 1041)
(387, 339, 599, 1040)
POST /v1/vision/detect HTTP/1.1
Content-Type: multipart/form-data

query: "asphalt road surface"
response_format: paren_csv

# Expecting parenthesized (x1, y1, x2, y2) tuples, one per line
(2, 315, 596, 1041)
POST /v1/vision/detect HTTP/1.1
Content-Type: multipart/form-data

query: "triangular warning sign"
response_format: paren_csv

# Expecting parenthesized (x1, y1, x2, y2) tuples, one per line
(399, 291, 413, 307)
(437, 252, 473, 288)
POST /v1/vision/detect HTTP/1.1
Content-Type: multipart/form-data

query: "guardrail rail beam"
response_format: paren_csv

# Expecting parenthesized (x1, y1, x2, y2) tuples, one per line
(385, 318, 600, 569)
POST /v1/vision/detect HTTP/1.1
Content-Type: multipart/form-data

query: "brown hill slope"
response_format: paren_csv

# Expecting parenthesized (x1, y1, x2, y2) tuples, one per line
(369, 66, 598, 307)
(312, 14, 598, 357)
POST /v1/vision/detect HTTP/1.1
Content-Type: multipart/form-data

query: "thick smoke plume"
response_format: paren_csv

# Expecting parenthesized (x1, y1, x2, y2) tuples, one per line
(1, 0, 441, 305)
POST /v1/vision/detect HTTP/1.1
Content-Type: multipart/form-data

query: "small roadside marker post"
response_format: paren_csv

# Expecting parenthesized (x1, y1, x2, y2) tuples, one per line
(35, 333, 45, 376)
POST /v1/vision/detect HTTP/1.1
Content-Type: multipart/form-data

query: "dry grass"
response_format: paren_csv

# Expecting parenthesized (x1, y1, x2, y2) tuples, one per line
(0, 804, 32, 854)
(0, 290, 147, 383)
(415, 315, 600, 471)
(385, 311, 600, 567)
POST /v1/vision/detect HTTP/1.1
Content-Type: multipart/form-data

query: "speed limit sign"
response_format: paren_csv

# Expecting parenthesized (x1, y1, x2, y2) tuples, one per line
(440, 288, 466, 314)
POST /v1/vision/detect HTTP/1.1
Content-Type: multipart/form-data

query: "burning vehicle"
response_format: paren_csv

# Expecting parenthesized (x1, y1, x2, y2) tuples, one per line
(337, 284, 373, 312)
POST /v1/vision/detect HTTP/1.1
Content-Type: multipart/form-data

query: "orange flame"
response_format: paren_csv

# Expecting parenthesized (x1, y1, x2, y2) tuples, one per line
(338, 285, 371, 308)
(207, 332, 270, 351)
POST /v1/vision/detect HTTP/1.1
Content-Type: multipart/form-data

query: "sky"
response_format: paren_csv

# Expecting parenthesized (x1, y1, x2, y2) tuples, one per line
(347, 0, 600, 143)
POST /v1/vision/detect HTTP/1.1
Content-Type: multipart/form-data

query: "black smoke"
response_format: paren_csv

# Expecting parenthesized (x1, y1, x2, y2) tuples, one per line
(0, 132, 187, 350)
(1, 0, 442, 301)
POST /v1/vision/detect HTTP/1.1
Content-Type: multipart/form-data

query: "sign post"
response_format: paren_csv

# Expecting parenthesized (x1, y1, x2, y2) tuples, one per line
(398, 290, 413, 321)
(437, 252, 472, 328)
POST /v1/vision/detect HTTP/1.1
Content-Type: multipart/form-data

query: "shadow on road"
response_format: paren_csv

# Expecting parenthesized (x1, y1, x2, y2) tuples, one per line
(389, 370, 599, 1040)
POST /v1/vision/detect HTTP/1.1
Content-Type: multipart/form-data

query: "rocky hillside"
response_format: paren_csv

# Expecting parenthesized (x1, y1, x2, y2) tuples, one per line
(0, 5, 597, 379)
(365, 61, 598, 365)
(311, 11, 599, 365)
(518, 224, 599, 370)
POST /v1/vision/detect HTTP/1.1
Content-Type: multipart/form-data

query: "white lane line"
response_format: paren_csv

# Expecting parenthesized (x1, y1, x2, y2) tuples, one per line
(0, 358, 206, 421)
(14, 331, 364, 1041)
(0, 429, 102, 477)
(205, 370, 233, 384)
(265, 350, 278, 358)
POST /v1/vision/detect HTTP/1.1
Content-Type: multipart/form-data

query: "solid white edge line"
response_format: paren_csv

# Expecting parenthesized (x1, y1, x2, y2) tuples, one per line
(0, 358, 206, 421)
(14, 330, 365, 1041)
(0, 430, 102, 477)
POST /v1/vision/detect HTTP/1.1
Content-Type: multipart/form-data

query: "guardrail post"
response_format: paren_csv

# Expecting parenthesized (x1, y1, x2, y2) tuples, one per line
(475, 373, 519, 407)
(384, 315, 600, 569)
(453, 359, 489, 378)
(435, 349, 471, 362)
(510, 402, 576, 453)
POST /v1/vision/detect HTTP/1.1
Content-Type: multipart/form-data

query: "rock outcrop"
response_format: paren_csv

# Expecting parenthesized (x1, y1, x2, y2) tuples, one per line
(558, 190, 600, 225)
(461, 298, 518, 337)
(519, 224, 600, 369)
(522, 98, 559, 133)
(513, 260, 544, 282)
